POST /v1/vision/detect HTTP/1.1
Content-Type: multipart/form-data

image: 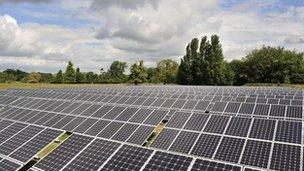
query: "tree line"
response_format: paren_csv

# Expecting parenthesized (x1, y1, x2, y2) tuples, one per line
(1, 34, 303, 85)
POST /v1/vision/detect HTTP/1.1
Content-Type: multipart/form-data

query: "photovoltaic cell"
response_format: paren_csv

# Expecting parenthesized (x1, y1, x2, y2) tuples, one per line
(269, 105, 285, 117)
(143, 151, 192, 171)
(190, 133, 221, 158)
(91, 105, 113, 118)
(225, 117, 251, 137)
(191, 159, 241, 171)
(10, 128, 62, 162)
(241, 140, 271, 168)
(286, 106, 302, 118)
(62, 139, 121, 171)
(203, 115, 229, 134)
(214, 137, 245, 163)
(143, 110, 167, 125)
(253, 104, 269, 116)
(0, 159, 21, 171)
(98, 121, 124, 139)
(183, 113, 209, 131)
(73, 118, 98, 133)
(151, 128, 179, 150)
(224, 102, 241, 113)
(35, 134, 93, 171)
(85, 120, 110, 136)
(211, 102, 227, 112)
(275, 120, 301, 144)
(111, 123, 139, 142)
(103, 106, 126, 120)
(0, 122, 27, 144)
(270, 143, 300, 171)
(193, 100, 209, 111)
(249, 119, 275, 140)
(129, 108, 153, 124)
(166, 112, 191, 128)
(101, 145, 153, 171)
(238, 103, 255, 114)
(169, 131, 199, 154)
(115, 107, 139, 121)
(0, 125, 43, 155)
(127, 125, 154, 145)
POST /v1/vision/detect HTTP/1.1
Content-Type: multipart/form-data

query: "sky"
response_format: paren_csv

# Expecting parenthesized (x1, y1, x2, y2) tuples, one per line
(0, 0, 303, 73)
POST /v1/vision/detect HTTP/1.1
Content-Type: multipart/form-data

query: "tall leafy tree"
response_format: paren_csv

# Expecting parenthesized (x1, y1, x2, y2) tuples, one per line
(53, 70, 64, 84)
(21, 72, 41, 83)
(155, 59, 179, 84)
(64, 61, 76, 83)
(75, 67, 85, 83)
(129, 60, 148, 85)
(108, 61, 127, 78)
(177, 44, 193, 84)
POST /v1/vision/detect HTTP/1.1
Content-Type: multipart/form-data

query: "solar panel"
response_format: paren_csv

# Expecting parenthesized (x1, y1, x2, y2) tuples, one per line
(143, 110, 167, 125)
(10, 128, 62, 162)
(193, 100, 209, 111)
(101, 144, 153, 171)
(85, 120, 110, 136)
(91, 105, 113, 118)
(190, 133, 221, 158)
(225, 117, 251, 137)
(129, 108, 153, 123)
(62, 139, 121, 171)
(224, 102, 241, 113)
(126, 125, 154, 145)
(241, 140, 271, 168)
(0, 122, 27, 144)
(270, 143, 300, 171)
(269, 105, 285, 117)
(239, 103, 255, 114)
(111, 123, 139, 142)
(211, 101, 227, 112)
(0, 125, 43, 155)
(253, 104, 270, 116)
(98, 121, 124, 139)
(103, 106, 126, 120)
(0, 159, 21, 171)
(35, 134, 93, 171)
(286, 106, 302, 118)
(115, 107, 138, 121)
(249, 119, 275, 140)
(73, 118, 98, 133)
(169, 131, 199, 154)
(203, 115, 229, 134)
(143, 151, 192, 171)
(166, 111, 191, 128)
(183, 113, 209, 131)
(62, 116, 86, 131)
(214, 137, 245, 163)
(275, 120, 301, 144)
(191, 159, 241, 171)
(151, 128, 179, 150)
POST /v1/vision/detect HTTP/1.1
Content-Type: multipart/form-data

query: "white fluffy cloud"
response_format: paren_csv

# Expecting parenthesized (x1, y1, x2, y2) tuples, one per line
(0, 0, 303, 72)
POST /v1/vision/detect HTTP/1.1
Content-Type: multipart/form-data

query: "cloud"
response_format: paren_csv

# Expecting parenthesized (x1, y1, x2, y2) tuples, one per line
(0, 0, 50, 4)
(284, 35, 304, 44)
(90, 0, 159, 10)
(0, 0, 303, 72)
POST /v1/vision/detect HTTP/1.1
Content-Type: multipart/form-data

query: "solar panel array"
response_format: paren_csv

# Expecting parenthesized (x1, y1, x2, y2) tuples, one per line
(0, 85, 303, 171)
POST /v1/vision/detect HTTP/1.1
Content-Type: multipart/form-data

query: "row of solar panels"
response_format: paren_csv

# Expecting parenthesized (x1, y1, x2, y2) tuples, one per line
(4, 88, 304, 101)
(0, 103, 302, 170)
(0, 119, 256, 171)
(21, 85, 301, 94)
(1, 105, 302, 144)
(1, 93, 302, 121)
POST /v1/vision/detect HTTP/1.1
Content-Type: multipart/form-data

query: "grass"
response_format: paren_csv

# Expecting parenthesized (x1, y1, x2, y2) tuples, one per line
(0, 82, 126, 90)
(1, 82, 303, 91)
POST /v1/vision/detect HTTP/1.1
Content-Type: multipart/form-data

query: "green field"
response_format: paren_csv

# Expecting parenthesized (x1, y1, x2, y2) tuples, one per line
(0, 82, 304, 91)
(0, 82, 126, 90)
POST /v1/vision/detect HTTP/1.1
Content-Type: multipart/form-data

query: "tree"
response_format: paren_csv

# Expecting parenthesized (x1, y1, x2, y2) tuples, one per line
(21, 72, 41, 83)
(177, 44, 193, 84)
(129, 60, 148, 85)
(108, 61, 127, 78)
(177, 35, 229, 85)
(64, 61, 76, 83)
(155, 59, 178, 84)
(39, 73, 53, 83)
(53, 70, 64, 84)
(75, 67, 85, 83)
(85, 72, 98, 83)
(3, 69, 28, 81)
(0, 72, 16, 83)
